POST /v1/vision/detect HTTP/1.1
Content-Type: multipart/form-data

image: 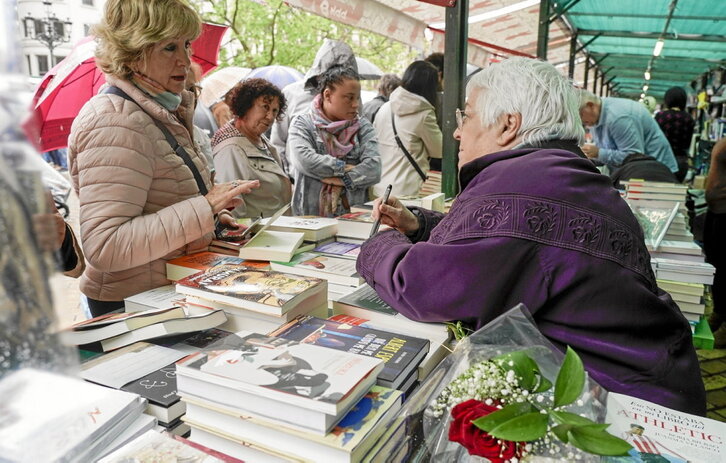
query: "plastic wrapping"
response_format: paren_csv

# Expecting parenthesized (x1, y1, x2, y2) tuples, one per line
(376, 304, 613, 462)
(0, 0, 79, 380)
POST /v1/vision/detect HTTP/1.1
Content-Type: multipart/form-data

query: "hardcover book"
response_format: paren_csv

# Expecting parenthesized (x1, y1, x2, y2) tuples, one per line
(270, 252, 364, 287)
(175, 264, 327, 316)
(175, 331, 384, 417)
(271, 316, 429, 390)
(182, 386, 403, 463)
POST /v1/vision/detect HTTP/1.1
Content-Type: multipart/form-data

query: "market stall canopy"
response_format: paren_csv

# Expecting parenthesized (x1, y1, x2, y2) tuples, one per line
(563, 0, 726, 99)
(283, 0, 572, 69)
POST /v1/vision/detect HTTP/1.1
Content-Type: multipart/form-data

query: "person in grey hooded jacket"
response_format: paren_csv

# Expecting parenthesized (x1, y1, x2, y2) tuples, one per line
(270, 39, 358, 174)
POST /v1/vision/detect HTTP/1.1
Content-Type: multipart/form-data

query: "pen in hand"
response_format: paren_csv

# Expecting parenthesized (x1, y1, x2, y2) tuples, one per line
(369, 184, 392, 238)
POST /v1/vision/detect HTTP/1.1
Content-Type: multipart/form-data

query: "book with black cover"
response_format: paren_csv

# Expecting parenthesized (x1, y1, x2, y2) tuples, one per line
(121, 363, 185, 424)
(271, 316, 428, 390)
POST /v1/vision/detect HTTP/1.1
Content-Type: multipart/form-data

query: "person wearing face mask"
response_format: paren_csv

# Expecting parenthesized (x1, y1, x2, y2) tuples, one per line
(287, 66, 381, 216)
(68, 0, 259, 316)
(211, 79, 292, 219)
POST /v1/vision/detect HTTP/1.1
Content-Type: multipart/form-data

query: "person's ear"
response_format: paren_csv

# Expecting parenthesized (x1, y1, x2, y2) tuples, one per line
(323, 88, 332, 103)
(496, 113, 521, 146)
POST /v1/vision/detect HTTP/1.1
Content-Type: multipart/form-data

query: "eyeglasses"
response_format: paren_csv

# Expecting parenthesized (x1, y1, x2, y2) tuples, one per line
(455, 108, 469, 130)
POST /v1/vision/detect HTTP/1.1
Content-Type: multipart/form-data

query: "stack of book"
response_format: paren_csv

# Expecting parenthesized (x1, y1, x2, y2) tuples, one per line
(418, 170, 441, 196)
(59, 306, 227, 352)
(654, 258, 715, 325)
(166, 251, 255, 282)
(332, 284, 452, 383)
(621, 180, 688, 203)
(175, 331, 390, 461)
(271, 315, 429, 393)
(0, 369, 149, 462)
(335, 211, 383, 241)
(175, 263, 328, 334)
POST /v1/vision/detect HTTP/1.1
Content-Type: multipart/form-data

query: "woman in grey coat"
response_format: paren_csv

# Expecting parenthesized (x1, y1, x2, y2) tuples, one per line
(287, 66, 380, 216)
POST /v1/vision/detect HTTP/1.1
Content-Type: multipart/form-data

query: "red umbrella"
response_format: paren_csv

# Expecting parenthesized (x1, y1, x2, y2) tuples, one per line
(23, 23, 228, 153)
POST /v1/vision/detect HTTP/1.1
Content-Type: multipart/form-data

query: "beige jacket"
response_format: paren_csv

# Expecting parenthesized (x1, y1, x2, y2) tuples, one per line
(372, 87, 442, 198)
(68, 75, 215, 301)
(212, 130, 292, 218)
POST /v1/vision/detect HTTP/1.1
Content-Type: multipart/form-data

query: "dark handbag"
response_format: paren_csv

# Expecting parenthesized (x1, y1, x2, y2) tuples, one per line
(391, 112, 427, 182)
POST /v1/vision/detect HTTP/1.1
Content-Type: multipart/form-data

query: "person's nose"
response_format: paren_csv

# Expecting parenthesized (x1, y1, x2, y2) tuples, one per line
(453, 126, 461, 141)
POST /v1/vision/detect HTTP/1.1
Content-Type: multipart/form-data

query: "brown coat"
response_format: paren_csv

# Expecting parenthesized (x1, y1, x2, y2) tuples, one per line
(68, 75, 215, 301)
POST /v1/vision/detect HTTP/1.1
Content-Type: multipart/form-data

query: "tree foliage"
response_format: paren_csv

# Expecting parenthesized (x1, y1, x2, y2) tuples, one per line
(193, 0, 419, 81)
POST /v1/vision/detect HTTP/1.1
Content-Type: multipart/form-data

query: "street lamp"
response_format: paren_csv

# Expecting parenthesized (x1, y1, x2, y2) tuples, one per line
(24, 0, 72, 66)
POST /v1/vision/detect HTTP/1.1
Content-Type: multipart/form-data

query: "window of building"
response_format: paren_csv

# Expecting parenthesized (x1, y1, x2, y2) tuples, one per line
(23, 19, 31, 37)
(34, 19, 45, 37)
(37, 55, 49, 75)
(83, 24, 91, 36)
(52, 20, 64, 38)
(26, 55, 32, 75)
(82, 0, 93, 5)
(53, 55, 65, 66)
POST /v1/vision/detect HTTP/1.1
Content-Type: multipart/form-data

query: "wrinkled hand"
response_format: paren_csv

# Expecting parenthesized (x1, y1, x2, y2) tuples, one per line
(581, 143, 599, 159)
(205, 180, 259, 214)
(372, 195, 419, 235)
(217, 212, 242, 230)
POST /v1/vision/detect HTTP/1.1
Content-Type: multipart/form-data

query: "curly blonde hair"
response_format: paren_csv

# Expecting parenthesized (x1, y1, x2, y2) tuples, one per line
(93, 0, 201, 79)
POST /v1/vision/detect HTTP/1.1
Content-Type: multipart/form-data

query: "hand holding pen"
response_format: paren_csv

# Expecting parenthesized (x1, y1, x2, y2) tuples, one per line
(369, 185, 421, 237)
(369, 184, 392, 237)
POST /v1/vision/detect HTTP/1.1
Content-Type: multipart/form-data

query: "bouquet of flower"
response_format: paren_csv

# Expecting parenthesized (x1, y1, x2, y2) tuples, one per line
(373, 305, 632, 462)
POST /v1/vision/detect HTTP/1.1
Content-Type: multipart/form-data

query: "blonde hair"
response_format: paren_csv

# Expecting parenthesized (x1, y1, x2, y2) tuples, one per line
(93, 0, 201, 79)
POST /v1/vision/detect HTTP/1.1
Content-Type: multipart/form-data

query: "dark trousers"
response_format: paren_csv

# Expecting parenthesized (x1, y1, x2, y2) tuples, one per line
(87, 297, 125, 318)
(704, 211, 726, 318)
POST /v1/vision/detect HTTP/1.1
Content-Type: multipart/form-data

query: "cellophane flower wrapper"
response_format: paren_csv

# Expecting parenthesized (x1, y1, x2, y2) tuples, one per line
(377, 304, 610, 463)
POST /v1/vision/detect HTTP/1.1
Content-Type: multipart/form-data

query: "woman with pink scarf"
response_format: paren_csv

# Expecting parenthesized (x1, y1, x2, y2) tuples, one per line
(287, 66, 381, 216)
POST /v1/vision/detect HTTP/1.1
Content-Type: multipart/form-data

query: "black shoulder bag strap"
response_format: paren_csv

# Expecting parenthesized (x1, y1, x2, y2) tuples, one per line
(102, 86, 208, 195)
(391, 112, 428, 181)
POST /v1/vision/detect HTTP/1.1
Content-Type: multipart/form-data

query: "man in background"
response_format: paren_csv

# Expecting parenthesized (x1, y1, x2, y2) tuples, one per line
(578, 89, 678, 175)
(362, 73, 401, 124)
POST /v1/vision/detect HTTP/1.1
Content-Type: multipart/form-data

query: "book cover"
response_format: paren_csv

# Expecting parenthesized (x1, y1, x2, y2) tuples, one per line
(313, 241, 361, 260)
(270, 252, 363, 287)
(120, 363, 180, 409)
(603, 392, 726, 462)
(271, 316, 428, 390)
(333, 284, 399, 317)
(171, 327, 234, 353)
(98, 429, 234, 463)
(175, 331, 383, 416)
(166, 251, 254, 281)
(176, 264, 325, 316)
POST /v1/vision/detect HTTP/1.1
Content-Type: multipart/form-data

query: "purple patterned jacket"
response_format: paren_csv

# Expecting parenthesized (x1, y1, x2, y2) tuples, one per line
(356, 143, 706, 415)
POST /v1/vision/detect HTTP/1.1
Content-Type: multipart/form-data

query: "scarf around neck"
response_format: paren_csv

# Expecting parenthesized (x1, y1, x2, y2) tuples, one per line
(311, 93, 360, 159)
(131, 72, 182, 112)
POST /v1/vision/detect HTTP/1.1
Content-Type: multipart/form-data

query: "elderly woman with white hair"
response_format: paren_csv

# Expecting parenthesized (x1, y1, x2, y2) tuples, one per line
(356, 57, 706, 416)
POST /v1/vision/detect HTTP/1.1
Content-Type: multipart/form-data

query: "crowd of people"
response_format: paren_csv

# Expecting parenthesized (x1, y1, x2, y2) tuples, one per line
(49, 0, 726, 417)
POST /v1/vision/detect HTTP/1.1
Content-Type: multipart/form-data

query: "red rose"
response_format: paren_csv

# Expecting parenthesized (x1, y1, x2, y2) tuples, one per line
(448, 399, 525, 462)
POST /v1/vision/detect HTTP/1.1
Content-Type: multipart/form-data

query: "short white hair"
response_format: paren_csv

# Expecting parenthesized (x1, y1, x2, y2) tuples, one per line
(577, 89, 601, 109)
(467, 57, 585, 146)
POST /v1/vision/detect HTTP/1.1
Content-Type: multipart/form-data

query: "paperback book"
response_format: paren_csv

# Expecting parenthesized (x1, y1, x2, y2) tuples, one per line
(176, 264, 326, 316)
(166, 251, 252, 281)
(98, 429, 240, 463)
(259, 215, 338, 241)
(120, 363, 185, 424)
(124, 285, 182, 312)
(175, 331, 384, 417)
(270, 315, 429, 390)
(313, 241, 361, 260)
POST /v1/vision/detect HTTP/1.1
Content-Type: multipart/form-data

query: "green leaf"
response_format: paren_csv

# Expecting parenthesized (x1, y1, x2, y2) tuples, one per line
(493, 351, 544, 391)
(472, 402, 537, 432)
(533, 376, 553, 393)
(551, 424, 572, 443)
(550, 410, 603, 427)
(485, 412, 550, 441)
(554, 346, 585, 408)
(567, 425, 633, 456)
